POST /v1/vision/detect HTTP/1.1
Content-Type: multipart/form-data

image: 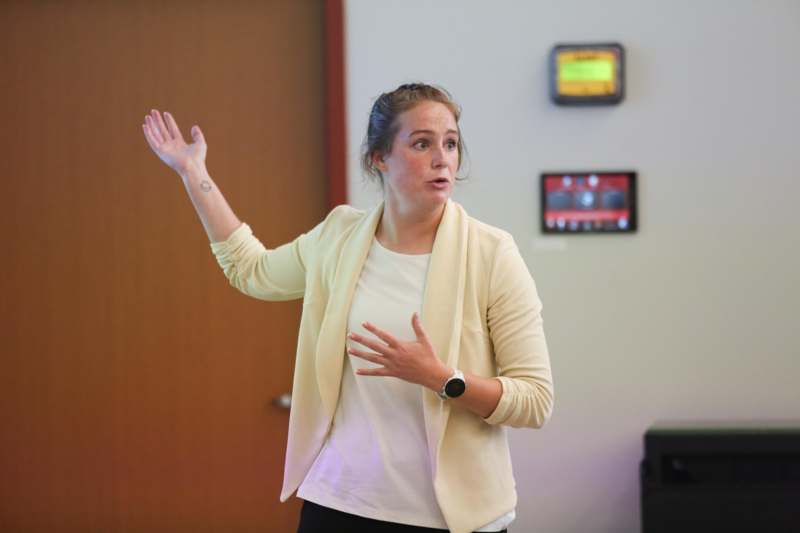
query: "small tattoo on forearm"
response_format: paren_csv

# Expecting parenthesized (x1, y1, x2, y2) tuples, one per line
(200, 180, 212, 192)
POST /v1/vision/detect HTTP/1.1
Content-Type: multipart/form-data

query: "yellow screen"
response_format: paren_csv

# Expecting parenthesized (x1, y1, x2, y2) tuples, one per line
(556, 50, 618, 97)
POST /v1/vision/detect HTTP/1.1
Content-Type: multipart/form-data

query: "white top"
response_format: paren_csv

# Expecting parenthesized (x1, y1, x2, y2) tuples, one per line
(297, 238, 515, 531)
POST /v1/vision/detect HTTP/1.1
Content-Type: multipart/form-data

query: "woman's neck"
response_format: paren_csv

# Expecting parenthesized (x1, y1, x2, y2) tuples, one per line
(375, 199, 446, 255)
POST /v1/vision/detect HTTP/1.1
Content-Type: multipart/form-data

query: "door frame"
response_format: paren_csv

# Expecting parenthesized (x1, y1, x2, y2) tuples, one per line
(324, 0, 347, 209)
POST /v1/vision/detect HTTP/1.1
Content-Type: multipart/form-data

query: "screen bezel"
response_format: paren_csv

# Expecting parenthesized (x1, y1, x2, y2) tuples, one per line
(540, 171, 638, 235)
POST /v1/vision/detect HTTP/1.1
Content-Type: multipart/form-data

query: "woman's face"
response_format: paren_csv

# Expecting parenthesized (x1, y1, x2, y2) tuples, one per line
(374, 101, 459, 213)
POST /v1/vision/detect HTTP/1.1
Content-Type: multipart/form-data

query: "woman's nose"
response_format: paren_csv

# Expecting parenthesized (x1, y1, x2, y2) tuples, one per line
(431, 146, 446, 167)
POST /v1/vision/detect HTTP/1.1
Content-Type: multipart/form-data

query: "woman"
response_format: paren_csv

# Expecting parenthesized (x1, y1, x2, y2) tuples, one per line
(142, 83, 553, 533)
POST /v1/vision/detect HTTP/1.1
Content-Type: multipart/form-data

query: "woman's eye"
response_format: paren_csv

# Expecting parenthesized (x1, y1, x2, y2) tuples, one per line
(446, 140, 458, 150)
(413, 140, 428, 149)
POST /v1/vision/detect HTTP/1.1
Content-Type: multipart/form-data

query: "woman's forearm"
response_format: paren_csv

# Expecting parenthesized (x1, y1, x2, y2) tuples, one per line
(180, 161, 242, 242)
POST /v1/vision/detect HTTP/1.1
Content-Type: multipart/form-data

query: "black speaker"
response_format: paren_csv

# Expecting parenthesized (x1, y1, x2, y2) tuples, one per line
(641, 421, 800, 533)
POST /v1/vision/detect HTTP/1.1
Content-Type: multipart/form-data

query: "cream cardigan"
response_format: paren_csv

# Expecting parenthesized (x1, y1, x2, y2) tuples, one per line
(210, 199, 554, 533)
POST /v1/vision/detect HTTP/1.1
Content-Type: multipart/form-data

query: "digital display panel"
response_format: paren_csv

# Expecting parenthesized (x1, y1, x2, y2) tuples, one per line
(540, 171, 637, 234)
(558, 52, 615, 93)
(549, 43, 625, 105)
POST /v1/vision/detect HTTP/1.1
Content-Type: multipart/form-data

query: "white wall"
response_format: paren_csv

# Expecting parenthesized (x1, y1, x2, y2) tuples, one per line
(344, 1, 800, 532)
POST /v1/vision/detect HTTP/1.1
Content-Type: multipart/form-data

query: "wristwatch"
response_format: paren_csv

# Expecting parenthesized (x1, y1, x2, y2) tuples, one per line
(437, 369, 466, 400)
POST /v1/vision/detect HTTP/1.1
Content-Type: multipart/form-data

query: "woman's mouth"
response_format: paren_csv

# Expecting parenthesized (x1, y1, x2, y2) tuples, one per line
(428, 178, 450, 189)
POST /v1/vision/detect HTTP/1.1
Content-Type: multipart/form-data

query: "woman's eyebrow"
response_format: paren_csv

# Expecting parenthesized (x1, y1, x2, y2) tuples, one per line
(408, 129, 459, 137)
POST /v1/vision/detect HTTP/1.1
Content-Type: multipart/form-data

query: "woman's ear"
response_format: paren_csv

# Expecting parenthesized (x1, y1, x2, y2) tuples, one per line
(372, 151, 387, 174)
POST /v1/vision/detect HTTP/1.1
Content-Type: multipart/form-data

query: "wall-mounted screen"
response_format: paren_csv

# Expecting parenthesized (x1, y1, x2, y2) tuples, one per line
(549, 43, 625, 105)
(541, 171, 637, 234)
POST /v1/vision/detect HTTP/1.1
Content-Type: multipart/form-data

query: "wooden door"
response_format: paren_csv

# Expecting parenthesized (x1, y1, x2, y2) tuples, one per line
(0, 1, 329, 531)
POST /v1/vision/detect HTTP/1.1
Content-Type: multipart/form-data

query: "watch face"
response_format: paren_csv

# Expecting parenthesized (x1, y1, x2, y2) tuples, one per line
(445, 378, 466, 398)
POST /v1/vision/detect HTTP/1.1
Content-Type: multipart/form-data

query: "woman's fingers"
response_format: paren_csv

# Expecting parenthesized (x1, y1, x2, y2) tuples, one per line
(356, 367, 392, 377)
(362, 322, 400, 347)
(145, 115, 165, 144)
(348, 332, 388, 355)
(151, 109, 171, 141)
(142, 121, 160, 151)
(163, 111, 185, 143)
(348, 347, 385, 366)
(411, 313, 431, 344)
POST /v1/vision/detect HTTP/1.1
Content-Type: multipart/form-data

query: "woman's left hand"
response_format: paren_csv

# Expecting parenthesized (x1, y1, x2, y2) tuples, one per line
(348, 313, 449, 391)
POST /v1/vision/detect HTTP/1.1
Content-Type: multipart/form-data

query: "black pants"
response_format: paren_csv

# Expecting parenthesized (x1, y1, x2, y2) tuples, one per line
(297, 500, 507, 533)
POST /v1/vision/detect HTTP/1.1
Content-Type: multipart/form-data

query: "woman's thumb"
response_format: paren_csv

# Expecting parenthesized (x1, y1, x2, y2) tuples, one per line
(191, 125, 205, 143)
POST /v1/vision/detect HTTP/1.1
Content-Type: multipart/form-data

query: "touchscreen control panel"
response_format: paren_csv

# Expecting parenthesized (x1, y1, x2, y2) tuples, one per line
(541, 171, 637, 234)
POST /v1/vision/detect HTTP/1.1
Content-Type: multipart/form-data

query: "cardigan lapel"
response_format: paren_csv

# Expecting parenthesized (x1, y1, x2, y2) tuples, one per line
(315, 201, 384, 425)
(420, 199, 469, 466)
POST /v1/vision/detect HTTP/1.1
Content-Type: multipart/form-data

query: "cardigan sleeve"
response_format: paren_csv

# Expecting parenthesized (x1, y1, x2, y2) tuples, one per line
(482, 236, 554, 428)
(209, 219, 321, 301)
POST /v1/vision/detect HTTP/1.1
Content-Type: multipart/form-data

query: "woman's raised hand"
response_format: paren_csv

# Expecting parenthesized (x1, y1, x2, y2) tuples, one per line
(142, 109, 207, 176)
